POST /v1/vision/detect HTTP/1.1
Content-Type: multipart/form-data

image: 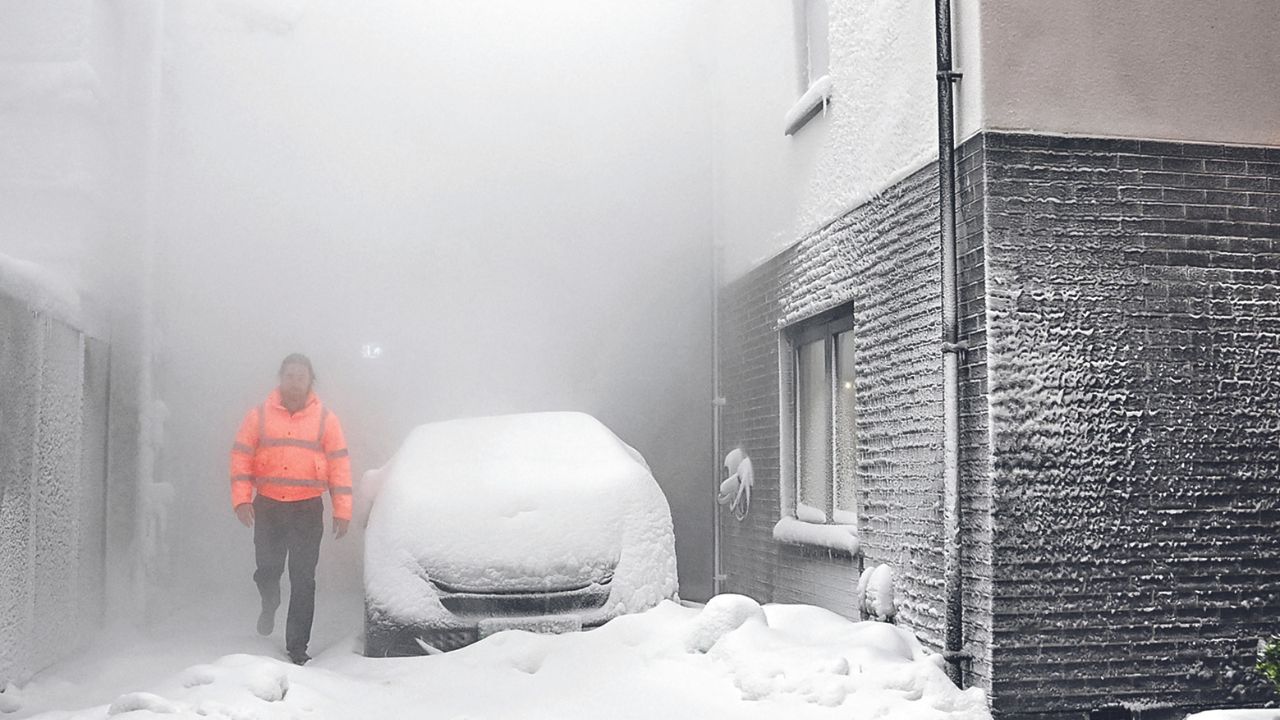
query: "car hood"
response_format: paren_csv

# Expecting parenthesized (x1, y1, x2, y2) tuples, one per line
(367, 413, 649, 594)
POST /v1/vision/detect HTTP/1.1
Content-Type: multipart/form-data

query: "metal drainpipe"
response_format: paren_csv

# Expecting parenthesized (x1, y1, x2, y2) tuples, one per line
(711, 242, 725, 598)
(935, 0, 966, 688)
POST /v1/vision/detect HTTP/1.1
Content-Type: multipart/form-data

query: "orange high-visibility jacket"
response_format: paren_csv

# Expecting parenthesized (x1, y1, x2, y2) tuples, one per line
(230, 389, 352, 520)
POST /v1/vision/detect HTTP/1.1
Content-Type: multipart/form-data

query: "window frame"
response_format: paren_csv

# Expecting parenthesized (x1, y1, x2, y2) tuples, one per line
(782, 302, 858, 530)
(785, 0, 832, 136)
(799, 0, 830, 90)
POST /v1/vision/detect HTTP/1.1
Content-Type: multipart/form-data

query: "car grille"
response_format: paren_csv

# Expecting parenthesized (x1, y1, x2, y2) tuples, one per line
(431, 576, 613, 617)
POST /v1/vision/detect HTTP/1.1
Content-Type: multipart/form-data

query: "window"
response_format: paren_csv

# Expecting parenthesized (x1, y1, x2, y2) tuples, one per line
(802, 0, 830, 88)
(785, 0, 832, 136)
(789, 307, 858, 527)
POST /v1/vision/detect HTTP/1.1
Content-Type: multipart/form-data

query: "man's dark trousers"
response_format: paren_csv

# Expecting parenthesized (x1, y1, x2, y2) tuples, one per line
(252, 494, 323, 655)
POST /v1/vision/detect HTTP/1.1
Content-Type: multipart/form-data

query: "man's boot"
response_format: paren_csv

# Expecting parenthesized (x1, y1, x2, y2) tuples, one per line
(257, 604, 276, 636)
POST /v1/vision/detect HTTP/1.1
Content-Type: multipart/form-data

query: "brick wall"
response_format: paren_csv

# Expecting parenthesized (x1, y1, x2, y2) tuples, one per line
(715, 136, 993, 691)
(717, 130, 1280, 717)
(718, 249, 866, 615)
(956, 137, 994, 693)
(983, 132, 1280, 717)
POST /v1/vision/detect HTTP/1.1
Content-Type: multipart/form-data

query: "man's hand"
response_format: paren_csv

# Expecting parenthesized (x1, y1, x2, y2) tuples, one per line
(333, 517, 349, 539)
(235, 503, 255, 528)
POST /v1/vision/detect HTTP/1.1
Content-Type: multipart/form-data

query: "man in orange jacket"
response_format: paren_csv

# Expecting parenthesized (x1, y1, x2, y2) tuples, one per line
(230, 353, 352, 665)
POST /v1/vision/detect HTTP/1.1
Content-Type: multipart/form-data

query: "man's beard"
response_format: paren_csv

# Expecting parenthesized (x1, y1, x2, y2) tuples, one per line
(283, 386, 311, 405)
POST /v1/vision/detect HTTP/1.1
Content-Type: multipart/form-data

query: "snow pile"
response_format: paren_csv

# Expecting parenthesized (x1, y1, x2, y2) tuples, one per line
(9, 654, 301, 719)
(0, 684, 22, 714)
(97, 656, 292, 717)
(683, 594, 767, 653)
(13, 596, 991, 720)
(105, 693, 178, 716)
(0, 252, 82, 326)
(364, 412, 677, 628)
(696, 599, 975, 713)
(857, 564, 898, 621)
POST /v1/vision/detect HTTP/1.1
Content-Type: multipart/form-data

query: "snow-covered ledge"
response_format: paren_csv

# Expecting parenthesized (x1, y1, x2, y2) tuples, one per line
(784, 74, 832, 136)
(772, 517, 860, 556)
(1182, 707, 1280, 712)
(0, 251, 83, 328)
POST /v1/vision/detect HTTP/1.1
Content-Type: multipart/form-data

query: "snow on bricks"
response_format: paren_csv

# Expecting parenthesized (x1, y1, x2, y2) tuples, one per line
(0, 289, 104, 690)
(9, 600, 991, 719)
(982, 133, 1280, 715)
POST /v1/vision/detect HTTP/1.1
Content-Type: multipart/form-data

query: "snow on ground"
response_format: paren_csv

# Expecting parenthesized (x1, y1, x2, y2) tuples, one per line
(3, 584, 361, 719)
(6, 591, 989, 720)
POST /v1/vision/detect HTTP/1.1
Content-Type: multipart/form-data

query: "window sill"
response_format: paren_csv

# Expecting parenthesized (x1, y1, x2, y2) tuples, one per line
(783, 74, 832, 137)
(772, 516, 859, 557)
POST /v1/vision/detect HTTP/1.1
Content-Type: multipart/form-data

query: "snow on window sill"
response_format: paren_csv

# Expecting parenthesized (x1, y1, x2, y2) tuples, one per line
(772, 517, 859, 556)
(796, 500, 826, 524)
(783, 74, 832, 137)
(831, 508, 858, 525)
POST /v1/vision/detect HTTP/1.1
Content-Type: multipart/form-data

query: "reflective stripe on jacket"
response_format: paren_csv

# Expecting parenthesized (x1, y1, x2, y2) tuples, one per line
(229, 389, 353, 520)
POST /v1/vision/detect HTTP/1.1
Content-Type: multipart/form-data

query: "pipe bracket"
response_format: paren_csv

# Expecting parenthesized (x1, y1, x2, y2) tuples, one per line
(941, 341, 968, 355)
(936, 70, 963, 82)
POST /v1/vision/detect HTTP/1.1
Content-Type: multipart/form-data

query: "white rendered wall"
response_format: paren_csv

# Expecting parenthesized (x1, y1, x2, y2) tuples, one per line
(713, 0, 1280, 283)
(0, 0, 106, 322)
(712, 0, 984, 280)
(980, 0, 1280, 147)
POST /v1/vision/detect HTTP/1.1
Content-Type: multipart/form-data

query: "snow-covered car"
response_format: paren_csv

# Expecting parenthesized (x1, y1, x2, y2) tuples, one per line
(362, 412, 678, 656)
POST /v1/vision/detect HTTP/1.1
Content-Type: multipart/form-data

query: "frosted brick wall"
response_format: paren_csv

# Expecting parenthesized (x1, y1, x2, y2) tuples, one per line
(0, 293, 110, 687)
(716, 131, 1280, 716)
(983, 133, 1280, 718)
(715, 136, 993, 692)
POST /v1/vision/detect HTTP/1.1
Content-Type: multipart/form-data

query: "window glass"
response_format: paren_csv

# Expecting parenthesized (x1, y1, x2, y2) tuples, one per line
(796, 338, 831, 522)
(833, 330, 858, 524)
(806, 0, 830, 84)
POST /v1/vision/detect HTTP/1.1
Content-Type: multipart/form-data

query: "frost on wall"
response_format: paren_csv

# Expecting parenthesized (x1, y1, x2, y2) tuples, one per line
(32, 320, 84, 673)
(982, 133, 1280, 713)
(0, 296, 41, 687)
(79, 338, 110, 633)
(0, 292, 107, 687)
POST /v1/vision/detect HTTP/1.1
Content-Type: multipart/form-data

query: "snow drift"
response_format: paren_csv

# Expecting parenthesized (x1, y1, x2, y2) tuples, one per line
(9, 596, 992, 720)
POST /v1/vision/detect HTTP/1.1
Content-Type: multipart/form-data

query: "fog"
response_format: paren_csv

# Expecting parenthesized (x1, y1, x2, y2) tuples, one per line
(150, 0, 715, 600)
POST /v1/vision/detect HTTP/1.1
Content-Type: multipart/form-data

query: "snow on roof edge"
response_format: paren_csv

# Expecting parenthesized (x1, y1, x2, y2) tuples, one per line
(0, 252, 85, 329)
